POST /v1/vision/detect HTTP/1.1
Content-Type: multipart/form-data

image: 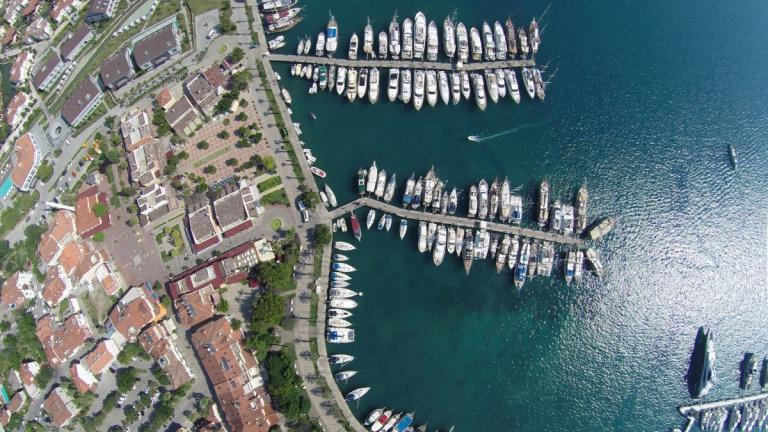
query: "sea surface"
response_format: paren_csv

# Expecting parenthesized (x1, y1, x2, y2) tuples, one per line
(272, 1, 768, 430)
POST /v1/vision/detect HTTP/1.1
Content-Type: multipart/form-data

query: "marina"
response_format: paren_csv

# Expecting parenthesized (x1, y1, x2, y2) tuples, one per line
(269, 53, 535, 71)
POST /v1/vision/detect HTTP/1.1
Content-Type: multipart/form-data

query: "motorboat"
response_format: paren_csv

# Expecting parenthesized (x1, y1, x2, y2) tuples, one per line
(468, 185, 478, 217)
(399, 219, 408, 239)
(350, 211, 362, 241)
(385, 214, 393, 231)
(444, 16, 456, 58)
(332, 262, 356, 272)
(371, 410, 394, 432)
(403, 18, 413, 60)
(505, 18, 517, 57)
(456, 22, 469, 62)
(507, 236, 519, 270)
(494, 21, 507, 60)
(447, 227, 456, 255)
(374, 169, 387, 198)
(455, 227, 465, 257)
(403, 173, 415, 206)
(325, 184, 337, 207)
(413, 70, 425, 110)
(366, 161, 378, 193)
(332, 253, 349, 262)
(426, 70, 438, 107)
(357, 68, 368, 100)
(327, 327, 355, 342)
(518, 27, 529, 56)
(400, 69, 412, 103)
(438, 71, 450, 105)
(564, 251, 576, 284)
(521, 67, 536, 99)
(463, 230, 474, 274)
(450, 72, 461, 105)
(447, 188, 458, 214)
(335, 66, 346, 95)
(460, 71, 471, 100)
(417, 221, 428, 252)
(330, 287, 358, 299)
(482, 21, 496, 61)
(496, 69, 507, 98)
(348, 33, 359, 60)
(346, 387, 370, 401)
(485, 69, 499, 104)
(328, 354, 353, 364)
(506, 69, 521, 103)
(472, 73, 486, 111)
(499, 178, 511, 221)
(426, 20, 438, 61)
(369, 67, 380, 103)
(316, 32, 325, 56)
(470, 26, 482, 61)
(310, 166, 326, 178)
(383, 172, 396, 202)
(378, 31, 388, 59)
(329, 298, 357, 309)
(538, 180, 550, 227)
(388, 68, 400, 102)
(325, 14, 338, 55)
(585, 248, 604, 278)
(414, 12, 426, 60)
(433, 225, 447, 266)
(496, 234, 511, 273)
(389, 13, 401, 58)
(328, 65, 336, 92)
(366, 408, 387, 427)
(514, 240, 530, 289)
(366, 209, 376, 229)
(589, 218, 616, 240)
(328, 308, 352, 319)
(363, 18, 374, 55)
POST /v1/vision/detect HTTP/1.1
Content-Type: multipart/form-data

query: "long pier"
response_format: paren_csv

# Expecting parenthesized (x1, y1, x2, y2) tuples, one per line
(678, 392, 768, 416)
(328, 197, 582, 245)
(268, 54, 535, 71)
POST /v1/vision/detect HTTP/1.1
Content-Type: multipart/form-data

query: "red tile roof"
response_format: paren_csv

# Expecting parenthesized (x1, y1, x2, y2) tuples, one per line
(42, 266, 68, 306)
(108, 286, 162, 342)
(83, 339, 119, 375)
(9, 51, 31, 83)
(36, 314, 93, 367)
(1, 272, 33, 308)
(39, 207, 76, 264)
(137, 323, 193, 389)
(11, 133, 39, 191)
(43, 387, 79, 428)
(75, 187, 111, 238)
(5, 92, 29, 126)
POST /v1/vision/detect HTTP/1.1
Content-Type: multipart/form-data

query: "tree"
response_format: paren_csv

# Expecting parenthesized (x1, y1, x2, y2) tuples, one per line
(302, 190, 320, 209)
(231, 70, 252, 92)
(36, 162, 53, 182)
(249, 291, 286, 331)
(203, 165, 217, 174)
(229, 47, 245, 63)
(92, 232, 105, 242)
(235, 112, 248, 122)
(264, 349, 310, 421)
(92, 202, 108, 218)
(115, 367, 138, 393)
(215, 92, 239, 114)
(152, 108, 171, 136)
(215, 299, 229, 313)
(117, 342, 147, 364)
(196, 140, 209, 150)
(263, 155, 276, 172)
(231, 319, 242, 330)
(36, 365, 54, 388)
(217, 130, 229, 139)
(103, 148, 121, 164)
(225, 158, 238, 166)
(104, 116, 116, 129)
(313, 224, 331, 246)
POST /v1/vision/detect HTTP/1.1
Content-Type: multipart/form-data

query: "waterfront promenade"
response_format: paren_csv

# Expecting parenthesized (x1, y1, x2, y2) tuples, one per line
(329, 197, 583, 245)
(269, 53, 536, 71)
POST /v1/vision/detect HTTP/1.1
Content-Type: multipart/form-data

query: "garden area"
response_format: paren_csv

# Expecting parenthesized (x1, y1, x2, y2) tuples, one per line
(155, 224, 186, 262)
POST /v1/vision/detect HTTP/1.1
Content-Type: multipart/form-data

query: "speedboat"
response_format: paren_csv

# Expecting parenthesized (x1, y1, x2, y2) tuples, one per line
(433, 225, 447, 266)
(468, 185, 478, 217)
(399, 219, 408, 239)
(325, 185, 337, 207)
(506, 69, 521, 103)
(335, 66, 346, 95)
(463, 230, 474, 274)
(450, 72, 461, 105)
(328, 308, 352, 319)
(472, 73, 486, 111)
(327, 327, 355, 342)
(456, 22, 469, 62)
(366, 409, 387, 427)
(357, 68, 368, 100)
(447, 188, 458, 214)
(470, 26, 482, 61)
(310, 166, 326, 178)
(521, 67, 536, 99)
(345, 387, 370, 401)
(403, 18, 413, 60)
(375, 169, 387, 198)
(369, 67, 380, 103)
(400, 69, 412, 103)
(438, 71, 450, 105)
(329, 298, 357, 309)
(383, 172, 396, 202)
(334, 241, 355, 251)
(485, 69, 499, 104)
(427, 20, 438, 61)
(505, 18, 518, 57)
(482, 21, 496, 61)
(538, 180, 550, 227)
(325, 14, 338, 56)
(371, 410, 394, 432)
(413, 70, 425, 110)
(328, 354, 353, 364)
(385, 214, 393, 231)
(366, 209, 376, 229)
(388, 68, 400, 102)
(332, 262, 356, 273)
(461, 71, 471, 100)
(366, 161, 378, 193)
(494, 21, 507, 60)
(414, 12, 426, 60)
(393, 413, 414, 432)
(296, 38, 305, 55)
(381, 413, 402, 432)
(389, 13, 401, 59)
(348, 33, 359, 60)
(316, 32, 326, 56)
(426, 70, 438, 107)
(444, 16, 456, 59)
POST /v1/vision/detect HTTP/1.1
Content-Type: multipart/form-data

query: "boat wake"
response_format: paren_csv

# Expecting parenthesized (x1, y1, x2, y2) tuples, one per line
(467, 122, 548, 143)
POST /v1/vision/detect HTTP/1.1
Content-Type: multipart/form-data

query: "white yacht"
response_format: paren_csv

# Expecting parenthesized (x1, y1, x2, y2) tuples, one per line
(460, 71, 471, 100)
(387, 68, 400, 102)
(335, 66, 347, 95)
(325, 14, 338, 56)
(426, 20, 439, 61)
(456, 22, 469, 62)
(378, 32, 388, 59)
(374, 169, 387, 198)
(470, 26, 482, 61)
(414, 12, 427, 60)
(484, 70, 498, 104)
(438, 71, 450, 105)
(482, 21, 496, 61)
(402, 18, 413, 60)
(450, 72, 461, 105)
(444, 16, 456, 59)
(389, 13, 401, 59)
(426, 70, 438, 107)
(522, 67, 536, 99)
(495, 69, 506, 98)
(316, 32, 326, 56)
(369, 67, 380, 103)
(346, 67, 358, 102)
(363, 19, 374, 55)
(518, 27, 529, 56)
(433, 225, 447, 266)
(400, 69, 412, 103)
(357, 68, 368, 100)
(366, 161, 378, 193)
(493, 21, 507, 60)
(348, 33, 359, 60)
(413, 70, 425, 110)
(472, 73, 487, 111)
(506, 69, 521, 103)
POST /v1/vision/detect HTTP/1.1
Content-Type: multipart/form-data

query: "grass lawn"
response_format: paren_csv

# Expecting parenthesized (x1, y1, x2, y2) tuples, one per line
(79, 288, 115, 327)
(0, 191, 40, 237)
(186, 0, 227, 15)
(262, 189, 290, 206)
(218, 44, 229, 55)
(146, 1, 180, 27)
(270, 218, 282, 231)
(257, 175, 282, 192)
(192, 146, 230, 168)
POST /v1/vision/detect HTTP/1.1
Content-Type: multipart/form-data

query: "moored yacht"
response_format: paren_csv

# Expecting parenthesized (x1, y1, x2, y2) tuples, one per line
(470, 26, 482, 61)
(417, 221, 428, 252)
(403, 18, 414, 60)
(472, 73, 487, 111)
(366, 161, 378, 194)
(518, 27, 529, 56)
(496, 234, 511, 273)
(357, 68, 368, 100)
(585, 248, 604, 278)
(400, 69, 412, 103)
(346, 67, 358, 102)
(444, 16, 456, 59)
(533, 68, 546, 101)
(447, 188, 458, 214)
(463, 230, 474, 274)
(538, 180, 550, 227)
(438, 71, 450, 105)
(402, 173, 415, 206)
(426, 70, 438, 107)
(455, 227, 465, 257)
(468, 185, 478, 217)
(374, 169, 387, 198)
(522, 67, 536, 99)
(350, 211, 361, 241)
(427, 20, 439, 61)
(450, 72, 461, 105)
(489, 178, 500, 219)
(550, 200, 563, 232)
(482, 21, 496, 61)
(505, 69, 521, 103)
(576, 185, 589, 232)
(477, 179, 489, 219)
(327, 328, 355, 343)
(316, 32, 326, 56)
(411, 176, 423, 209)
(510, 195, 523, 223)
(537, 242, 554, 277)
(389, 13, 401, 59)
(335, 66, 347, 95)
(378, 31, 388, 59)
(414, 12, 427, 60)
(564, 251, 576, 284)
(505, 18, 517, 57)
(499, 177, 511, 221)
(460, 71, 471, 100)
(529, 18, 540, 54)
(514, 240, 530, 289)
(456, 22, 469, 62)
(363, 19, 374, 55)
(485, 69, 499, 104)
(325, 14, 338, 56)
(507, 236, 519, 270)
(388, 68, 400, 102)
(369, 67, 380, 103)
(574, 250, 584, 282)
(328, 65, 336, 92)
(494, 21, 507, 60)
(413, 70, 425, 110)
(399, 219, 408, 239)
(366, 209, 376, 230)
(496, 69, 507, 98)
(348, 33, 359, 60)
(433, 225, 447, 266)
(447, 227, 457, 255)
(383, 172, 396, 202)
(527, 242, 539, 278)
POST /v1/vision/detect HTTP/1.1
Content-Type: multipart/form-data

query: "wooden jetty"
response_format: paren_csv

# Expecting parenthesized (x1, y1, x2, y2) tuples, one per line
(268, 53, 535, 72)
(678, 391, 768, 416)
(328, 197, 582, 246)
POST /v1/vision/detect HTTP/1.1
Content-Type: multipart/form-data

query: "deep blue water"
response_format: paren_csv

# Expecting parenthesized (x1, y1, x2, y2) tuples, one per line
(272, 1, 768, 430)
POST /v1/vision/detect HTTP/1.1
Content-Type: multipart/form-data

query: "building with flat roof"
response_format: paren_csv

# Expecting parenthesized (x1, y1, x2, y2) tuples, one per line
(136, 182, 171, 225)
(85, 0, 116, 23)
(186, 196, 221, 253)
(191, 317, 278, 432)
(32, 50, 65, 92)
(11, 133, 42, 192)
(127, 141, 162, 186)
(184, 72, 218, 115)
(9, 50, 33, 85)
(132, 20, 182, 71)
(59, 24, 93, 61)
(61, 77, 104, 127)
(25, 16, 51, 42)
(99, 47, 135, 90)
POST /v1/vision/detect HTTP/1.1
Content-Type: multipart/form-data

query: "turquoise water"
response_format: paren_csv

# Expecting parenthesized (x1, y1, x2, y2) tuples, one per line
(273, 1, 768, 430)
(0, 178, 13, 198)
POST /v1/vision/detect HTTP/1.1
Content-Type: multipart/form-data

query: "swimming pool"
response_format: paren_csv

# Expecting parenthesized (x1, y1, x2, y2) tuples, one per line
(0, 178, 14, 199)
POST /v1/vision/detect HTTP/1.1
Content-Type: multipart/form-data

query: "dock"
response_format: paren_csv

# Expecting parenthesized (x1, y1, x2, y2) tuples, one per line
(327, 197, 582, 246)
(678, 391, 768, 416)
(268, 54, 536, 72)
